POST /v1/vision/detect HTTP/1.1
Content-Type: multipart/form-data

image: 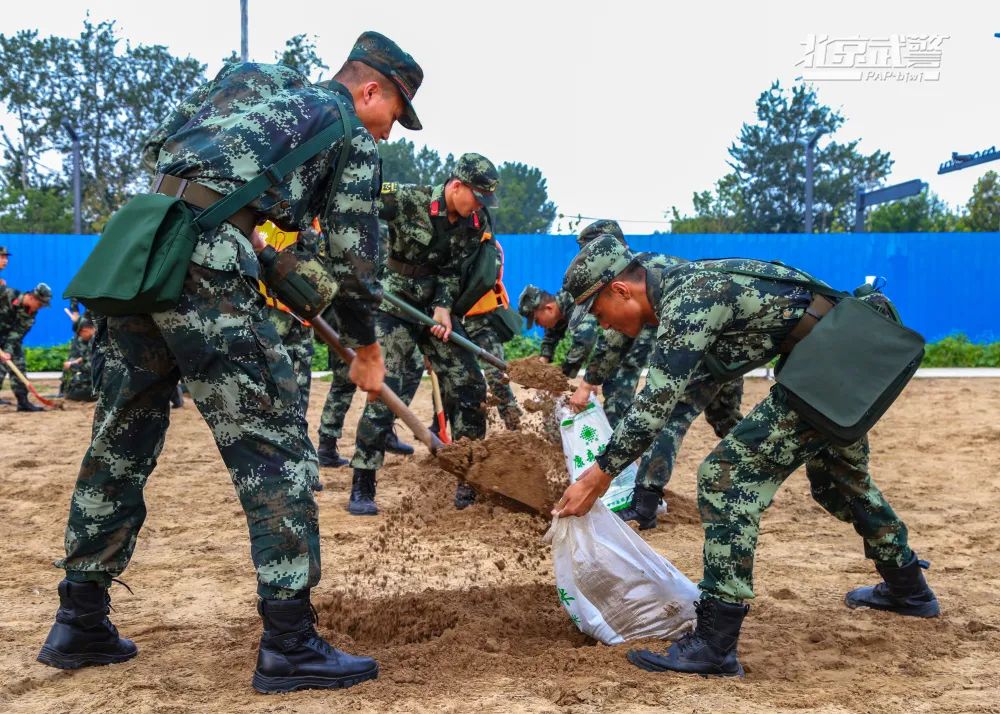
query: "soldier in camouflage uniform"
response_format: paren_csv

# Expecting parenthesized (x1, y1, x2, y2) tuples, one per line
(60, 317, 98, 402)
(556, 235, 939, 678)
(316, 220, 413, 468)
(567, 221, 744, 530)
(0, 245, 9, 287)
(349, 153, 497, 514)
(38, 32, 424, 694)
(517, 285, 600, 377)
(0, 282, 51, 412)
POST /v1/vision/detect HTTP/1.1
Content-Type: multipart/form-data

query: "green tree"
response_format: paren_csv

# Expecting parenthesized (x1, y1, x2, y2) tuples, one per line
(379, 138, 456, 184)
(668, 81, 893, 234)
(492, 162, 556, 233)
(275, 34, 328, 80)
(959, 170, 1000, 232)
(866, 189, 961, 232)
(0, 185, 74, 233)
(0, 18, 206, 232)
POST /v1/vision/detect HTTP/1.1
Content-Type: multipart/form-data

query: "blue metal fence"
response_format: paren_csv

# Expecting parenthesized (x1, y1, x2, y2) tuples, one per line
(2, 231, 997, 346)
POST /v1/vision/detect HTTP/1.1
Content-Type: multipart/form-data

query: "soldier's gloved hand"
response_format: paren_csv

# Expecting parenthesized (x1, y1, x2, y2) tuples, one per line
(249, 226, 268, 253)
(351, 343, 386, 400)
(569, 380, 596, 412)
(430, 307, 452, 342)
(0, 350, 11, 362)
(552, 462, 611, 517)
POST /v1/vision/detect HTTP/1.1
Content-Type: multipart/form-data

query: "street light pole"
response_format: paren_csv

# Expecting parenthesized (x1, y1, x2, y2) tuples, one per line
(804, 128, 825, 234)
(240, 0, 249, 62)
(62, 121, 81, 235)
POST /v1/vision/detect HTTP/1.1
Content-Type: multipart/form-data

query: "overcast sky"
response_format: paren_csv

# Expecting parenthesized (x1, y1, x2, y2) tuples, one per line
(4, 1, 999, 232)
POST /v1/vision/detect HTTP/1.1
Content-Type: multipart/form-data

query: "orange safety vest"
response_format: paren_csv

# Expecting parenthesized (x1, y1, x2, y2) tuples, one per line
(464, 235, 511, 317)
(257, 217, 322, 323)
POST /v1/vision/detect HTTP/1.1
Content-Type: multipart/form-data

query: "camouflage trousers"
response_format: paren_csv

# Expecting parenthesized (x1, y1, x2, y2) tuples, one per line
(0, 341, 28, 398)
(463, 313, 521, 424)
(351, 311, 486, 471)
(56, 263, 320, 600)
(697, 387, 912, 604)
(637, 377, 744, 491)
(603, 330, 655, 426)
(268, 309, 314, 418)
(318, 342, 422, 442)
(62, 370, 97, 402)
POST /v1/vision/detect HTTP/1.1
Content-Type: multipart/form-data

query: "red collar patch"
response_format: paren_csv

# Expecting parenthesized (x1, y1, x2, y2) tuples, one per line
(430, 200, 441, 217)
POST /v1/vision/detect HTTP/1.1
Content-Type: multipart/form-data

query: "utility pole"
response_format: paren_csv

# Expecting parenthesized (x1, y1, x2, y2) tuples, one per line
(803, 128, 826, 234)
(240, 0, 249, 62)
(62, 121, 81, 235)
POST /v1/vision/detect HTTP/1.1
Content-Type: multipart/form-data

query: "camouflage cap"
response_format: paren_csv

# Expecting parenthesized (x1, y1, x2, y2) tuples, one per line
(0, 245, 9, 256)
(77, 317, 95, 332)
(32, 282, 53, 305)
(517, 284, 544, 327)
(348, 31, 424, 131)
(577, 219, 625, 249)
(562, 234, 636, 315)
(454, 153, 499, 208)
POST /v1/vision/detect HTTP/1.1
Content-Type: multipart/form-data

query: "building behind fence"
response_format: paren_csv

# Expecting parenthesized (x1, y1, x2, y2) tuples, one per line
(2, 231, 996, 347)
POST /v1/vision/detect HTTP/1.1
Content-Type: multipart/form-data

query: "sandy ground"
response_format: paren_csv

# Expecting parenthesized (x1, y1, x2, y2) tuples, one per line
(1, 376, 999, 714)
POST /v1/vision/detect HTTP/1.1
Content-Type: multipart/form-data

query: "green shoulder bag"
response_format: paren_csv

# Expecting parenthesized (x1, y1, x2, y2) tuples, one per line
(65, 95, 354, 316)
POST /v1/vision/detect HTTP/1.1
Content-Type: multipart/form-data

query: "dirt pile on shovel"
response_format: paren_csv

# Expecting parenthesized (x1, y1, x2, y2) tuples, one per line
(437, 432, 568, 513)
(506, 357, 572, 394)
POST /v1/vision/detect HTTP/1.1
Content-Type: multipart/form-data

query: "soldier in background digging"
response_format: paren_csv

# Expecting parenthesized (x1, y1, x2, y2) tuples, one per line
(0, 245, 9, 287)
(517, 285, 599, 378)
(349, 153, 496, 514)
(0, 282, 52, 412)
(567, 221, 744, 530)
(556, 235, 938, 678)
(61, 317, 98, 402)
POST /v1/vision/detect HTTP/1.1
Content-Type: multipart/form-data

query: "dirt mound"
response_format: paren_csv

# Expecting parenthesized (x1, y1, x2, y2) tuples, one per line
(506, 357, 571, 394)
(437, 432, 567, 513)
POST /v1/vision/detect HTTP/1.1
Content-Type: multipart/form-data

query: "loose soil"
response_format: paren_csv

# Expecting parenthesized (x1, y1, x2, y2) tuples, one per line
(507, 357, 572, 394)
(2, 377, 999, 713)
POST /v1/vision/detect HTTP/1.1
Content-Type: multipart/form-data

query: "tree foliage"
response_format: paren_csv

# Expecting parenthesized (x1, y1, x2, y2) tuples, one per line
(960, 170, 1000, 232)
(866, 189, 960, 233)
(0, 18, 206, 232)
(670, 81, 893, 234)
(275, 34, 328, 81)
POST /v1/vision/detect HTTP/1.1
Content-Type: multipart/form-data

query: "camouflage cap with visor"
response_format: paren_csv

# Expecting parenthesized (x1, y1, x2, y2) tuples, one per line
(517, 284, 544, 328)
(562, 234, 637, 317)
(32, 282, 53, 305)
(348, 31, 424, 131)
(576, 219, 625, 249)
(0, 245, 10, 256)
(454, 153, 499, 208)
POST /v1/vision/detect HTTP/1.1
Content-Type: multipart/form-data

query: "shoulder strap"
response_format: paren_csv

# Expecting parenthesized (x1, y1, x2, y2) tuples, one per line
(194, 94, 354, 233)
(703, 263, 849, 299)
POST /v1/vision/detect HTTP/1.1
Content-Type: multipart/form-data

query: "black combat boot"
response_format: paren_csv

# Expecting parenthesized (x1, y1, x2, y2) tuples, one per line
(317, 437, 348, 468)
(169, 384, 184, 409)
(845, 553, 940, 617)
(347, 469, 378, 516)
(253, 595, 378, 693)
(0, 396, 13, 405)
(16, 392, 43, 412)
(616, 485, 662, 530)
(37, 580, 138, 669)
(384, 428, 414, 456)
(628, 597, 748, 677)
(454, 482, 476, 510)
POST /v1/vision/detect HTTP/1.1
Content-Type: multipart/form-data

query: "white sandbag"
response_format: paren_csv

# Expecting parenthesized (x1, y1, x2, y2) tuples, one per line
(543, 499, 698, 644)
(557, 397, 637, 512)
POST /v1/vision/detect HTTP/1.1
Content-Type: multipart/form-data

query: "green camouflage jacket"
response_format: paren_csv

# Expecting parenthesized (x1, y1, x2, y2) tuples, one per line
(63, 334, 94, 393)
(0, 287, 36, 353)
(142, 62, 382, 344)
(538, 290, 601, 376)
(377, 182, 491, 317)
(596, 258, 816, 476)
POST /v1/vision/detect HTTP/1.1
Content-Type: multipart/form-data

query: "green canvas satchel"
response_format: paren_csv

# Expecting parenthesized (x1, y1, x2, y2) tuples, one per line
(65, 94, 354, 316)
(704, 264, 925, 445)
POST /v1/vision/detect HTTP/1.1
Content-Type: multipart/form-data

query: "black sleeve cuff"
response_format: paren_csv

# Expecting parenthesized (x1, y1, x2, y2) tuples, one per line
(332, 298, 376, 347)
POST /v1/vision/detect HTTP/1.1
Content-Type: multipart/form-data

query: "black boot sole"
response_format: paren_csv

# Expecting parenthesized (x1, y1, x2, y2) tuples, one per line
(37, 644, 138, 670)
(626, 650, 744, 678)
(843, 593, 940, 618)
(252, 663, 379, 693)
